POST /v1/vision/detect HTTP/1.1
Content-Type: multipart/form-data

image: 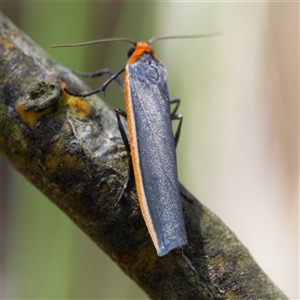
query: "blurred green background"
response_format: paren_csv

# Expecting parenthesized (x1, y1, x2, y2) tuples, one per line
(1, 2, 298, 299)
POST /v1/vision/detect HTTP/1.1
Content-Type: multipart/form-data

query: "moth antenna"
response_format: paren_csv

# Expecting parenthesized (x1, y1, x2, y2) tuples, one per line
(50, 37, 136, 48)
(147, 32, 222, 45)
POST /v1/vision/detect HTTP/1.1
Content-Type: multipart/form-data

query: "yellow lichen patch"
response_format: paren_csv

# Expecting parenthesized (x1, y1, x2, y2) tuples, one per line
(3, 40, 14, 50)
(44, 153, 60, 174)
(59, 82, 90, 120)
(45, 151, 84, 174)
(62, 152, 84, 170)
(64, 122, 72, 132)
(59, 81, 67, 90)
(67, 96, 89, 120)
(223, 290, 235, 300)
(15, 103, 52, 129)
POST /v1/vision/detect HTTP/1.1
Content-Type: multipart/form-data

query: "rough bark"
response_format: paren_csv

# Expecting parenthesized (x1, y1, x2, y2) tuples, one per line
(0, 12, 287, 300)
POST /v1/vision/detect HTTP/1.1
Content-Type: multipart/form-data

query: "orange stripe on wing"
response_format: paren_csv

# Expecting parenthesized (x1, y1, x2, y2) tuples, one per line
(124, 69, 158, 251)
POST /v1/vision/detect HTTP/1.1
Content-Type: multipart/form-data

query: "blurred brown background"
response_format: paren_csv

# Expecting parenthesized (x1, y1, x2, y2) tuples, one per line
(1, 2, 298, 299)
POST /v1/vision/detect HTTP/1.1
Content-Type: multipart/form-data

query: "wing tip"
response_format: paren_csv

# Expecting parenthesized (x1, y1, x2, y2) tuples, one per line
(156, 238, 188, 257)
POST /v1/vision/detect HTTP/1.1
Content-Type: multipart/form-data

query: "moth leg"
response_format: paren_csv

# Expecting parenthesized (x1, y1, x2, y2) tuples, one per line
(171, 113, 183, 148)
(65, 67, 125, 97)
(73, 68, 123, 89)
(169, 98, 180, 116)
(179, 183, 194, 204)
(115, 108, 134, 202)
(170, 98, 183, 147)
(170, 99, 191, 202)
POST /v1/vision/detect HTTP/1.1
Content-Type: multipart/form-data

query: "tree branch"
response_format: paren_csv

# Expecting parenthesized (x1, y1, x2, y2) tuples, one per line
(0, 12, 287, 299)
